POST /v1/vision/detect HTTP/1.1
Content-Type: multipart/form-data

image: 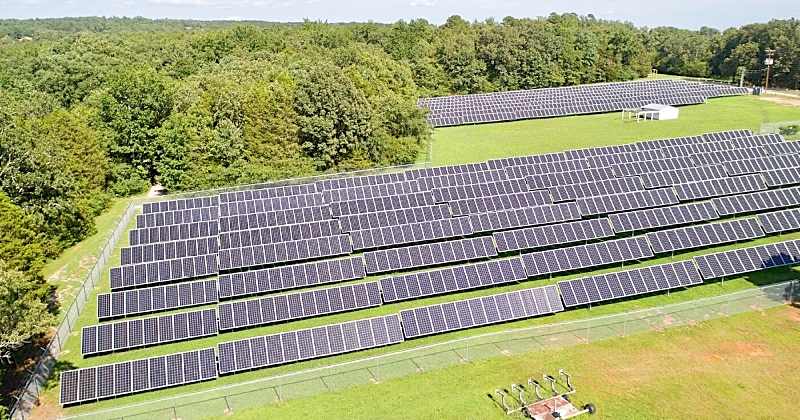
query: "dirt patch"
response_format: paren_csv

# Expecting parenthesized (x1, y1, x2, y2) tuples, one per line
(759, 96, 800, 108)
(27, 393, 64, 420)
(721, 341, 774, 358)
(784, 308, 800, 324)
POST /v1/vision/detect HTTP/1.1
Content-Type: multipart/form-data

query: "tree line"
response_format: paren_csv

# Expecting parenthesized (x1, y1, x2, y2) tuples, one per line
(0, 14, 798, 413)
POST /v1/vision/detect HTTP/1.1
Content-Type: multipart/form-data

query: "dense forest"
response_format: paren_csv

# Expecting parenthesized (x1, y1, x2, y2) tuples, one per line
(0, 14, 798, 415)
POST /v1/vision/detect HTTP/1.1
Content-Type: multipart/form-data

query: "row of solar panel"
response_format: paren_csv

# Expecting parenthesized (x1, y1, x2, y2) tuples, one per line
(338, 204, 451, 233)
(757, 207, 800, 234)
(218, 219, 341, 250)
(218, 206, 329, 233)
(646, 218, 764, 254)
(136, 206, 219, 229)
(219, 193, 326, 217)
(322, 180, 421, 203)
(522, 236, 654, 277)
(399, 285, 564, 338)
(695, 239, 800, 279)
(60, 348, 217, 405)
(120, 237, 218, 266)
(363, 236, 497, 275)
(558, 260, 702, 307)
(110, 255, 218, 290)
(432, 178, 527, 202)
(219, 184, 317, 203)
(217, 315, 404, 374)
(493, 218, 615, 253)
(142, 196, 219, 214)
(218, 282, 382, 331)
(81, 309, 218, 356)
(468, 202, 581, 233)
(350, 217, 474, 250)
(380, 258, 527, 303)
(98, 279, 218, 319)
(218, 257, 365, 299)
(218, 235, 352, 270)
(129, 221, 219, 246)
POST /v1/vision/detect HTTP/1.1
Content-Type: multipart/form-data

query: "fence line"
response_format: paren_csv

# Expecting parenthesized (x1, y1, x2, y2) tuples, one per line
(59, 280, 797, 420)
(8, 160, 433, 420)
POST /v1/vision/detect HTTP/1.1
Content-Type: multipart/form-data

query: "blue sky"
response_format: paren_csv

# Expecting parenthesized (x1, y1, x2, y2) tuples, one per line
(2, 0, 798, 30)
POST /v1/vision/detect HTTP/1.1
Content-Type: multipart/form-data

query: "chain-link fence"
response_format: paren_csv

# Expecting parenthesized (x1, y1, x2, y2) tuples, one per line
(760, 120, 800, 141)
(8, 161, 432, 420)
(59, 280, 798, 420)
(9, 201, 135, 420)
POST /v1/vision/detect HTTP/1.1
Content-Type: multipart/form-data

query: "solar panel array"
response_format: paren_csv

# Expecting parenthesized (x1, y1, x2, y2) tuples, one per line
(646, 218, 764, 254)
(136, 206, 219, 229)
(97, 279, 218, 319)
(218, 206, 330, 232)
(142, 196, 218, 214)
(608, 202, 719, 233)
(469, 202, 581, 233)
(219, 194, 325, 217)
(639, 165, 727, 189)
(330, 192, 434, 216)
(691, 147, 765, 166)
(129, 220, 219, 246)
(585, 149, 665, 167)
(81, 309, 217, 356)
(765, 139, 800, 155)
(322, 181, 421, 202)
(549, 177, 643, 202)
(399, 285, 564, 338)
(217, 315, 404, 374)
(110, 255, 218, 290)
(494, 218, 614, 253)
(219, 184, 318, 203)
(525, 167, 615, 189)
(380, 258, 528, 303)
(762, 168, 800, 188)
(612, 157, 694, 177)
(120, 237, 218, 266)
(449, 191, 552, 216)
(218, 257, 366, 299)
(636, 135, 705, 151)
(432, 179, 527, 202)
(218, 220, 341, 249)
(338, 204, 451, 232)
(418, 79, 747, 127)
(712, 186, 800, 216)
(60, 348, 217, 405)
(725, 155, 800, 176)
(757, 208, 800, 234)
(576, 188, 678, 216)
(363, 236, 497, 274)
(522, 236, 654, 277)
(672, 174, 766, 201)
(350, 217, 473, 250)
(694, 239, 800, 279)
(558, 261, 702, 307)
(218, 235, 352, 270)
(218, 282, 382, 330)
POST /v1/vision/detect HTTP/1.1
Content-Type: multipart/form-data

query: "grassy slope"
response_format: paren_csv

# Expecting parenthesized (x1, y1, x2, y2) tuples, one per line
(39, 95, 800, 417)
(220, 305, 800, 420)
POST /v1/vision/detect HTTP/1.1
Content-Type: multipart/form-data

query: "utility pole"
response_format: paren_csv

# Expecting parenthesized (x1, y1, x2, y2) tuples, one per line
(764, 48, 776, 91)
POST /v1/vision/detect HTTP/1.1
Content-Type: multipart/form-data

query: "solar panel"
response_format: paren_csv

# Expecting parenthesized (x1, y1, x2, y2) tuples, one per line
(549, 177, 643, 202)
(119, 237, 218, 266)
(316, 172, 408, 190)
(608, 201, 719, 233)
(646, 218, 764, 254)
(218, 219, 341, 249)
(764, 139, 800, 155)
(220, 184, 317, 203)
(406, 163, 490, 180)
(59, 348, 217, 406)
(449, 191, 552, 216)
(218, 235, 352, 270)
(363, 236, 497, 275)
(219, 193, 326, 217)
(658, 140, 733, 158)
(488, 152, 567, 170)
(576, 188, 678, 216)
(694, 238, 800, 279)
(761, 167, 800, 188)
(521, 236, 653, 277)
(564, 143, 638, 160)
(81, 309, 217, 356)
(691, 147, 766, 166)
(639, 165, 728, 189)
(525, 168, 615, 189)
(109, 254, 218, 290)
(218, 206, 330, 233)
(399, 285, 563, 339)
(129, 220, 219, 246)
(350, 217, 473, 250)
(218, 282, 381, 330)
(701, 129, 754, 142)
(712, 186, 800, 216)
(416, 170, 509, 190)
(217, 315, 403, 374)
(672, 174, 766, 201)
(585, 150, 665, 168)
(217, 256, 365, 299)
(612, 157, 694, 177)
(322, 181, 421, 203)
(432, 179, 528, 202)
(136, 206, 219, 229)
(558, 260, 702, 308)
(494, 218, 615, 252)
(757, 208, 800, 234)
(469, 202, 580, 233)
(337, 204, 451, 232)
(380, 257, 527, 303)
(724, 154, 800, 176)
(141, 196, 219, 214)
(635, 135, 704, 151)
(728, 133, 784, 148)
(329, 192, 434, 216)
(97, 279, 217, 319)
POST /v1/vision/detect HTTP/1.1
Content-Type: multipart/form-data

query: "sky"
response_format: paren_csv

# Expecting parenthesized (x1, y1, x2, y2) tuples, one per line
(2, 0, 798, 30)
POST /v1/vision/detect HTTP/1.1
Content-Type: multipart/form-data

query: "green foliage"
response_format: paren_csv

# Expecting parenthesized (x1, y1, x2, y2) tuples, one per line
(294, 62, 372, 169)
(0, 259, 55, 361)
(0, 193, 45, 274)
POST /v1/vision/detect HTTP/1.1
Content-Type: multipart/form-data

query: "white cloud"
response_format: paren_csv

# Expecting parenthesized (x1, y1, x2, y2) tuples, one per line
(224, 15, 241, 20)
(602, 9, 614, 14)
(149, 0, 223, 5)
(409, 0, 437, 6)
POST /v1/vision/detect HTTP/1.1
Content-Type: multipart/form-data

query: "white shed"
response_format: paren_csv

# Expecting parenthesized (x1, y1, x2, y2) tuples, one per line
(639, 103, 679, 120)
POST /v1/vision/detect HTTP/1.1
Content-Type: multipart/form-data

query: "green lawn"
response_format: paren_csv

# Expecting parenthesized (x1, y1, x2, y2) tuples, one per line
(35, 94, 800, 419)
(218, 304, 800, 420)
(431, 95, 800, 166)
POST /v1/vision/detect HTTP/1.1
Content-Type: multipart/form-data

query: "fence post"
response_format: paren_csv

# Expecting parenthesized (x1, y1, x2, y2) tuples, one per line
(585, 318, 590, 343)
(622, 312, 627, 338)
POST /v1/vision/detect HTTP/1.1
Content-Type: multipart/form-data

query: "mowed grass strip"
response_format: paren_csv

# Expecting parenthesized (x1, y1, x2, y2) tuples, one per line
(210, 304, 800, 420)
(430, 95, 800, 166)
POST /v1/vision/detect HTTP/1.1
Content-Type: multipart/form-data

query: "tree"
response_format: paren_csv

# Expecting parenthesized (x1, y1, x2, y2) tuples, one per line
(294, 63, 372, 169)
(0, 259, 55, 364)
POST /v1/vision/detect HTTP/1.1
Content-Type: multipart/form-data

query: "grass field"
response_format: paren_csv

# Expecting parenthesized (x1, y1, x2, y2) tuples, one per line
(217, 304, 800, 420)
(33, 94, 800, 418)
